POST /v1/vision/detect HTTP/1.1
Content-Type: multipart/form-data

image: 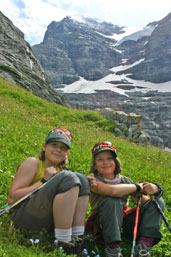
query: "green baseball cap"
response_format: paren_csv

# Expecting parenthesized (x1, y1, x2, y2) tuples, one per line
(45, 128, 72, 149)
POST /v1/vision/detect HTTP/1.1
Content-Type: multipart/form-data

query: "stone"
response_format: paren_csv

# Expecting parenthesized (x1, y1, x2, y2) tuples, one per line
(138, 133, 151, 145)
(99, 108, 151, 145)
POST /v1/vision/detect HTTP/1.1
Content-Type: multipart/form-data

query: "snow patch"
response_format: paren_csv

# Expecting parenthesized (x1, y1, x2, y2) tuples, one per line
(116, 24, 158, 45)
(59, 59, 171, 95)
(110, 58, 145, 73)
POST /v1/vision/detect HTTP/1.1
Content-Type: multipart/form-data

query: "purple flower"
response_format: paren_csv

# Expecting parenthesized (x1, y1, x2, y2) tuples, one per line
(29, 238, 34, 244)
(34, 239, 39, 244)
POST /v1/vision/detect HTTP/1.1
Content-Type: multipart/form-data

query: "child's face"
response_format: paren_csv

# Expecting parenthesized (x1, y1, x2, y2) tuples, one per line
(95, 150, 116, 179)
(43, 141, 69, 166)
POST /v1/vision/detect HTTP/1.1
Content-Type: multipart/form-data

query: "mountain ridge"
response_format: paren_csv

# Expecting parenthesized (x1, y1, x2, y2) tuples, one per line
(0, 11, 171, 149)
(32, 14, 171, 149)
(32, 13, 171, 86)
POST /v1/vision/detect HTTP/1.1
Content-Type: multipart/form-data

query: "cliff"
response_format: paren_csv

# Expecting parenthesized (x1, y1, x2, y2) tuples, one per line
(0, 11, 65, 105)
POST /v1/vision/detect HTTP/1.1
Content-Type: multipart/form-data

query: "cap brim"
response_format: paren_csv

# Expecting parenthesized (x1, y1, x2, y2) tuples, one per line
(94, 147, 117, 157)
(46, 138, 70, 149)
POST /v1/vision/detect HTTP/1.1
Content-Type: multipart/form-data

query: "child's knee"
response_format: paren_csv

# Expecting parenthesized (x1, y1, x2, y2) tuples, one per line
(74, 172, 90, 196)
(59, 170, 81, 191)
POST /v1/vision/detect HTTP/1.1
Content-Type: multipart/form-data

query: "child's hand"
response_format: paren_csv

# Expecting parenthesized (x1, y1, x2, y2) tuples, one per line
(142, 183, 159, 195)
(44, 166, 57, 181)
(87, 173, 97, 188)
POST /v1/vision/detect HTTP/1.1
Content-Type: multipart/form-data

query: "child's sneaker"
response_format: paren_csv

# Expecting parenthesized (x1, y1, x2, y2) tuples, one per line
(105, 247, 123, 257)
(134, 244, 152, 257)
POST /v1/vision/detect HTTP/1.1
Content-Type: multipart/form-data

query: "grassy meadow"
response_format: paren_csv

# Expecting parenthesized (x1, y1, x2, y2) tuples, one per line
(0, 77, 171, 256)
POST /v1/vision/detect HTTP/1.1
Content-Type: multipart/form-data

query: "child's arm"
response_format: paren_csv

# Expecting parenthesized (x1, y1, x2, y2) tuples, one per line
(132, 182, 162, 205)
(8, 157, 41, 204)
(89, 180, 143, 197)
(8, 157, 56, 204)
(142, 182, 161, 195)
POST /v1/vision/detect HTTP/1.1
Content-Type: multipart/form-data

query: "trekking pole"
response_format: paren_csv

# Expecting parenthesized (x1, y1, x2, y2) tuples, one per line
(130, 195, 142, 257)
(151, 196, 171, 234)
(0, 173, 58, 217)
(0, 182, 45, 217)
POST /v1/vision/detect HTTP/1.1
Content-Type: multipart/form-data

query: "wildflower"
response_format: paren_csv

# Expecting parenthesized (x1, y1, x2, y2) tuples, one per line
(82, 249, 89, 256)
(91, 250, 96, 255)
(83, 249, 88, 254)
(29, 238, 34, 244)
(54, 239, 58, 244)
(29, 238, 40, 244)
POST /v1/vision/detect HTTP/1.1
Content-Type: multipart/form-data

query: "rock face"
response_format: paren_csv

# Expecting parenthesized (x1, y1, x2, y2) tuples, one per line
(58, 90, 127, 110)
(1, 11, 171, 148)
(100, 108, 151, 146)
(32, 14, 171, 87)
(32, 16, 123, 87)
(118, 91, 171, 148)
(116, 13, 171, 83)
(60, 89, 171, 148)
(0, 11, 65, 105)
(32, 14, 171, 148)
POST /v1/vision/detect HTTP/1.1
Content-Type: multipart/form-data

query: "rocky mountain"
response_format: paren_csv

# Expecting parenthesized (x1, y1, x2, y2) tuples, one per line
(0, 11, 170, 148)
(0, 11, 64, 105)
(116, 12, 171, 83)
(32, 14, 171, 149)
(32, 16, 124, 87)
(32, 13, 171, 87)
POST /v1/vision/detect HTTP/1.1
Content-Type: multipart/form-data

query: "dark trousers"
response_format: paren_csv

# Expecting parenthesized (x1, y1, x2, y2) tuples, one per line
(98, 196, 165, 244)
(10, 170, 90, 232)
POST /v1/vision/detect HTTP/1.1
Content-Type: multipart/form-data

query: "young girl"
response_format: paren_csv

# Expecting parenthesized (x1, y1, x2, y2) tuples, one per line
(87, 141, 164, 257)
(8, 128, 90, 254)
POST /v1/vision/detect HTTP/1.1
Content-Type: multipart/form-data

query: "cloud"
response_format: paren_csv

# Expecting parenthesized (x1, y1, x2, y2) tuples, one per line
(86, 0, 171, 26)
(1, 0, 21, 21)
(1, 0, 78, 45)
(1, 0, 171, 45)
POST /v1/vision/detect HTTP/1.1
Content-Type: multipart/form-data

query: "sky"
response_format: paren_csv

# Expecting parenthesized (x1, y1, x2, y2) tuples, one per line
(1, 0, 171, 46)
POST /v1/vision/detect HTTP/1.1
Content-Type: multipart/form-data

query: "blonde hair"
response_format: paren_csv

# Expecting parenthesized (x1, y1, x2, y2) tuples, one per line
(90, 152, 122, 176)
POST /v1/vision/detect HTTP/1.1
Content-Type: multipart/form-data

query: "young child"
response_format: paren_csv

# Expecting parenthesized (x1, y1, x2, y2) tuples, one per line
(87, 141, 164, 257)
(8, 128, 90, 254)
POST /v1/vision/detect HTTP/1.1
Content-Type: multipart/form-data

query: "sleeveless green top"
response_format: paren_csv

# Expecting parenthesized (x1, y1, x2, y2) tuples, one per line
(16, 159, 48, 186)
(30, 159, 48, 185)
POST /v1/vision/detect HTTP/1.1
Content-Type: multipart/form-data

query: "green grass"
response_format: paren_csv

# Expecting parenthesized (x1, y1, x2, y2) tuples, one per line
(0, 77, 171, 256)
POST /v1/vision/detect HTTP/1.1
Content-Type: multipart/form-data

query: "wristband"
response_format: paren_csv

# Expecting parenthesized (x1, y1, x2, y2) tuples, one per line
(135, 183, 141, 193)
(154, 183, 163, 197)
(41, 178, 47, 184)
